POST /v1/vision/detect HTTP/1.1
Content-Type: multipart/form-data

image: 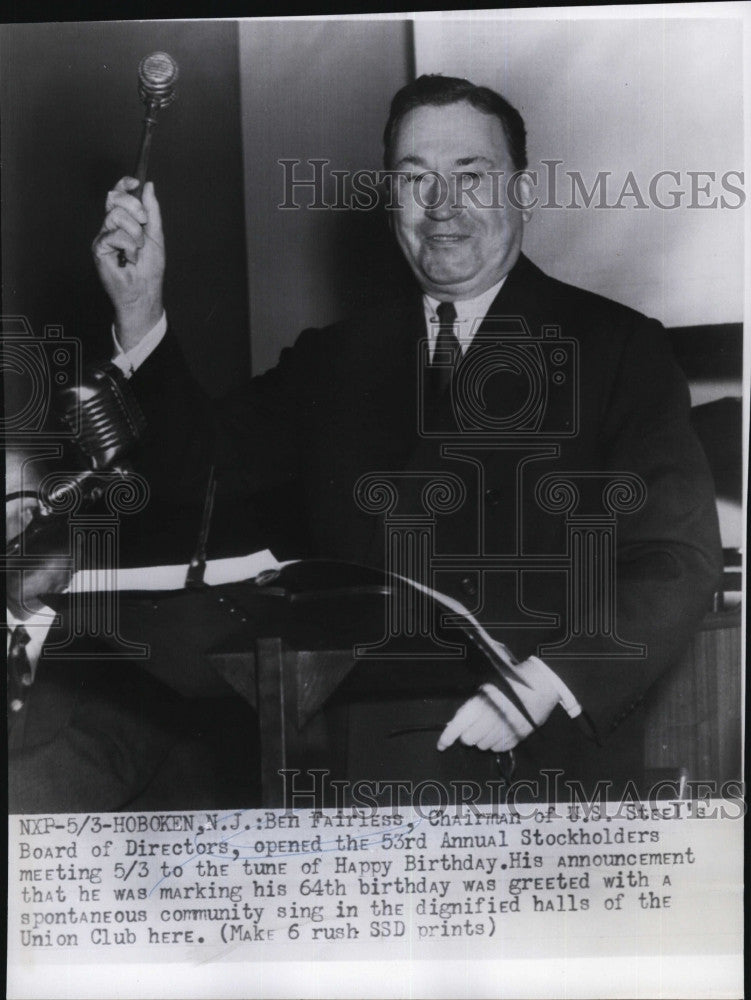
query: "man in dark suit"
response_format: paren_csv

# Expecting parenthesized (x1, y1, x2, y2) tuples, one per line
(90, 75, 721, 794)
(6, 447, 251, 812)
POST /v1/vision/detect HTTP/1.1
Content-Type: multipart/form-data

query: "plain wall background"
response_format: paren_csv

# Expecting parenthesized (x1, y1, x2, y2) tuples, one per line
(238, 19, 413, 376)
(413, 13, 745, 328)
(1, 20, 249, 398)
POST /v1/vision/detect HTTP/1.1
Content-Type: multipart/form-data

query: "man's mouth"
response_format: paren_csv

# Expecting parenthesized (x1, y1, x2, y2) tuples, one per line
(425, 234, 469, 245)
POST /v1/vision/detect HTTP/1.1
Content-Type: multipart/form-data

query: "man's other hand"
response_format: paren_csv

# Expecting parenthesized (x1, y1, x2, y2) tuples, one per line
(437, 657, 561, 753)
(92, 177, 165, 352)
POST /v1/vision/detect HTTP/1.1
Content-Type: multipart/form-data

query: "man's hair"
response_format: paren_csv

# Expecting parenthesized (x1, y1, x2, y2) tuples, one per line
(383, 74, 528, 171)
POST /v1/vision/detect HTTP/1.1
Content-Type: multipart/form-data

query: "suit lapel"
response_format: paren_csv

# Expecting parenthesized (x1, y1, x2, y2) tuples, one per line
(361, 255, 552, 568)
(472, 252, 548, 340)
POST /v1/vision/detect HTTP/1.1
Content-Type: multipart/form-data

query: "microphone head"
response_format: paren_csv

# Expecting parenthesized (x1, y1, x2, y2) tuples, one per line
(138, 51, 179, 109)
(54, 362, 147, 471)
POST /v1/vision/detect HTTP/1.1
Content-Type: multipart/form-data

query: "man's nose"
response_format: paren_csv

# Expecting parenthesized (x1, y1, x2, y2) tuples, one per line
(421, 172, 461, 221)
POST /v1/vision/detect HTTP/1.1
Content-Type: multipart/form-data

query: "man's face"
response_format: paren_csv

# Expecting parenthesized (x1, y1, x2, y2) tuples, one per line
(6, 452, 70, 618)
(389, 101, 530, 300)
(6, 452, 44, 548)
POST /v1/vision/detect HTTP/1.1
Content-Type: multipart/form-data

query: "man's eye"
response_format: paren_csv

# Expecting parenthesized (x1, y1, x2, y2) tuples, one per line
(458, 171, 483, 182)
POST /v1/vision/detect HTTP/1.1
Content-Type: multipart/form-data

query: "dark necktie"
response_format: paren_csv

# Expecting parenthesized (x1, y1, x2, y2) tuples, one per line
(429, 301, 459, 397)
(7, 625, 33, 719)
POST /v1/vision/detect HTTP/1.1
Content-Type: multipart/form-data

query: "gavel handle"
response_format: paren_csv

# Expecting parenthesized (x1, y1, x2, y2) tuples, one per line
(117, 99, 159, 266)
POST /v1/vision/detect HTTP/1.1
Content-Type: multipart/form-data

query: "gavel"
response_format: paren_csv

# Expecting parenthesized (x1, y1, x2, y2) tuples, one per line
(117, 51, 179, 267)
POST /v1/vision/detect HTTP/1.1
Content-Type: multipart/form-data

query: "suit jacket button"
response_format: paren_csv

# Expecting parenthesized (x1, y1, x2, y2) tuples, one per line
(460, 575, 478, 597)
(485, 488, 502, 505)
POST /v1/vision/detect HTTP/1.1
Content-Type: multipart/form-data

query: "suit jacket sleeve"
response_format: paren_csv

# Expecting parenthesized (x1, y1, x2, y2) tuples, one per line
(543, 318, 723, 739)
(127, 326, 317, 508)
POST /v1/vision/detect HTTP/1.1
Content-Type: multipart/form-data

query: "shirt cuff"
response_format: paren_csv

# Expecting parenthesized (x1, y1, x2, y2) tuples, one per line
(526, 655, 583, 719)
(483, 640, 583, 720)
(111, 312, 167, 377)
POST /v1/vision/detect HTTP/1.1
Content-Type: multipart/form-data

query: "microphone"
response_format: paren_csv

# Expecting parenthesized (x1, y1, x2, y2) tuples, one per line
(56, 362, 146, 470)
(45, 362, 147, 508)
(5, 363, 146, 559)
(118, 51, 179, 267)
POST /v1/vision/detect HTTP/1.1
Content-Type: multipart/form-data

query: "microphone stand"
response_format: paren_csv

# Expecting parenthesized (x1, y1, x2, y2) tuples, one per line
(185, 466, 216, 589)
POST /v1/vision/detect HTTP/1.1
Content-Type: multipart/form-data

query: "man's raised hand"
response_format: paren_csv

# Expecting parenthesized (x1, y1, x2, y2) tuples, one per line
(92, 177, 165, 352)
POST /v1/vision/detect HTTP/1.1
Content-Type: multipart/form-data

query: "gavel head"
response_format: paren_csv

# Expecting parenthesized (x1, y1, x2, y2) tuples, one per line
(138, 51, 179, 109)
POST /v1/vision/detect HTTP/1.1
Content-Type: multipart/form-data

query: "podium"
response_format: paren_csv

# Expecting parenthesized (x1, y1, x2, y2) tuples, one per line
(45, 565, 742, 808)
(643, 605, 742, 790)
(47, 562, 505, 807)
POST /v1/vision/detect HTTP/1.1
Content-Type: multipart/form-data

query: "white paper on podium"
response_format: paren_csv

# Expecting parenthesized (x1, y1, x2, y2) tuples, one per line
(66, 549, 283, 592)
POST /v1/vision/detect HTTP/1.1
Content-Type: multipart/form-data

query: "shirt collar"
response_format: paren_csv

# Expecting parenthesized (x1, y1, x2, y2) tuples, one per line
(423, 275, 508, 347)
(6, 606, 57, 680)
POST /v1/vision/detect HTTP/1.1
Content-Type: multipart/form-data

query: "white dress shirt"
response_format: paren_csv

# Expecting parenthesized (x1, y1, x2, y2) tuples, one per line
(111, 312, 167, 376)
(423, 276, 507, 361)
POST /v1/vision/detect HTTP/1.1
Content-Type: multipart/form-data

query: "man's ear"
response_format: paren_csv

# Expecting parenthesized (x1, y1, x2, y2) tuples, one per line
(386, 201, 395, 233)
(511, 170, 537, 223)
(379, 173, 399, 230)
